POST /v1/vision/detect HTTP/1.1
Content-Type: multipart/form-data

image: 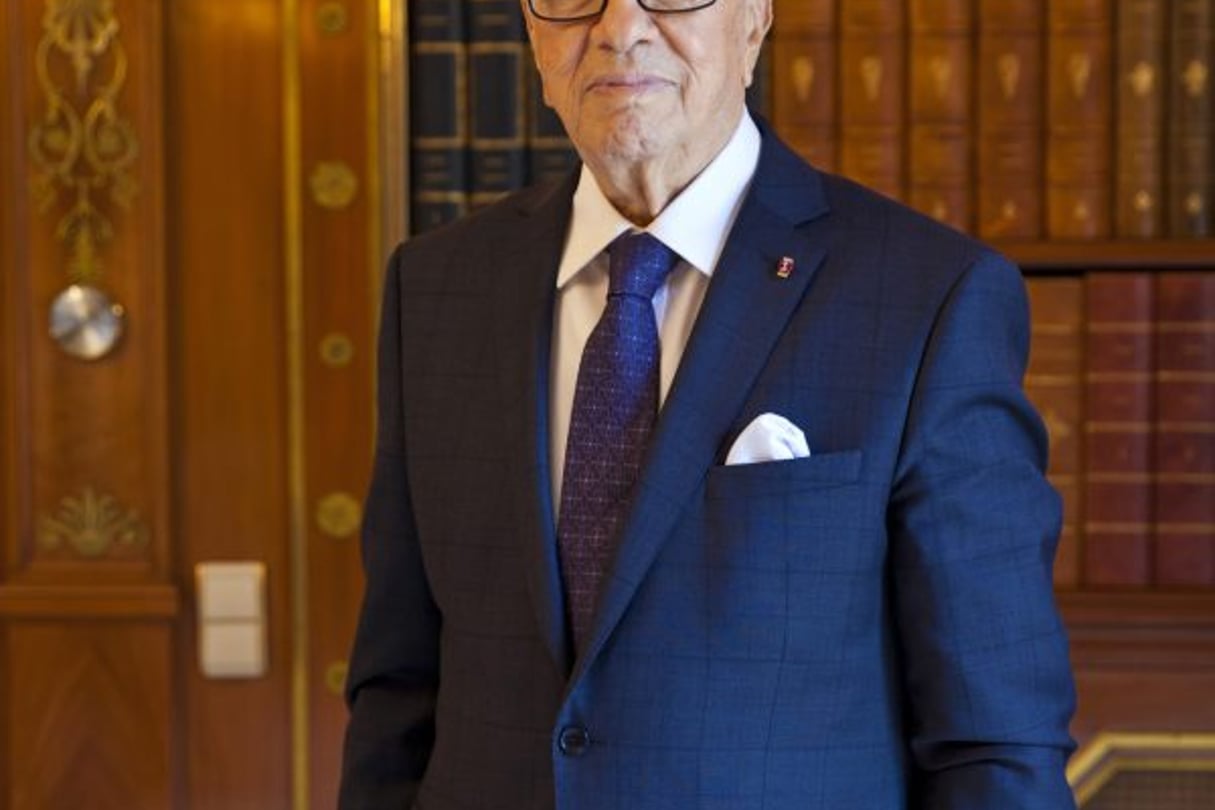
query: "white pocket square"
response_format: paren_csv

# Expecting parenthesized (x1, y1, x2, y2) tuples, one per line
(725, 412, 810, 465)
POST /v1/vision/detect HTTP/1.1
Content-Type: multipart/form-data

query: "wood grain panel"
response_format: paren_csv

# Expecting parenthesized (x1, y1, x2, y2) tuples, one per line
(5, 621, 173, 810)
(6, 0, 170, 582)
(298, 0, 379, 803)
(0, 584, 178, 618)
(1, 0, 26, 590)
(167, 0, 292, 805)
(1063, 594, 1215, 744)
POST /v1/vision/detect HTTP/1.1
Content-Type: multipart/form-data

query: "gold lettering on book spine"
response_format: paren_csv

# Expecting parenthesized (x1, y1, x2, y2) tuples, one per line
(1183, 60, 1208, 97)
(1068, 53, 1093, 99)
(930, 57, 952, 102)
(860, 57, 883, 101)
(1129, 62, 1155, 97)
(791, 57, 815, 103)
(997, 54, 1021, 100)
(28, 0, 139, 284)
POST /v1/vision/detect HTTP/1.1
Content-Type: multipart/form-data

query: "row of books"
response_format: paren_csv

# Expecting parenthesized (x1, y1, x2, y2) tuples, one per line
(409, 0, 578, 233)
(768, 0, 1214, 241)
(409, 0, 1213, 241)
(1026, 271, 1214, 590)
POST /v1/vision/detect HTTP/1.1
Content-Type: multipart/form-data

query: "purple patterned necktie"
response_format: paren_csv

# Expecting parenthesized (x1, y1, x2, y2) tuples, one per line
(558, 231, 678, 649)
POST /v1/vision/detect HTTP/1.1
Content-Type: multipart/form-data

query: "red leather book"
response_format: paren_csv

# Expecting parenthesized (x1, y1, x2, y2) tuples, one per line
(908, 0, 973, 231)
(976, 0, 1045, 239)
(771, 0, 837, 171)
(1153, 272, 1215, 586)
(1114, 0, 1167, 237)
(1084, 273, 1153, 587)
(839, 0, 906, 200)
(1025, 277, 1086, 589)
(1047, 0, 1113, 239)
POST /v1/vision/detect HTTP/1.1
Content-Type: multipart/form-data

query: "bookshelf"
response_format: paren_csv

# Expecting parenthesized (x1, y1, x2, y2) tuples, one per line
(1005, 240, 1215, 271)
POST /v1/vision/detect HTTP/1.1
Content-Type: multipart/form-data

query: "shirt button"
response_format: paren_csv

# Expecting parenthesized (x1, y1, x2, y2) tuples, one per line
(558, 726, 591, 757)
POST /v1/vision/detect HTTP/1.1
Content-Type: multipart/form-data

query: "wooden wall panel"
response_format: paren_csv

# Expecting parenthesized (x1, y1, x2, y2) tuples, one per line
(2, 2, 25, 804)
(296, 0, 380, 803)
(166, 0, 293, 805)
(2, 0, 177, 807)
(6, 622, 173, 810)
(5, 0, 377, 806)
(4, 0, 170, 586)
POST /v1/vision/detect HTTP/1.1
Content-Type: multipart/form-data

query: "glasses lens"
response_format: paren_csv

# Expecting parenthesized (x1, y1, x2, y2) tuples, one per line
(530, 0, 604, 20)
(530, 0, 716, 20)
(639, 0, 715, 10)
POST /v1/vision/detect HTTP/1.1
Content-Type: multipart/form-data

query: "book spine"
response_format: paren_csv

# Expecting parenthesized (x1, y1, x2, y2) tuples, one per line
(908, 0, 973, 231)
(839, 0, 906, 200)
(467, 0, 528, 208)
(410, 0, 469, 232)
(525, 56, 579, 184)
(1046, 0, 1113, 239)
(1114, 0, 1167, 238)
(770, 0, 838, 171)
(1167, 0, 1214, 236)
(976, 0, 1045, 239)
(1153, 272, 1215, 587)
(1083, 272, 1154, 587)
(1025, 277, 1087, 589)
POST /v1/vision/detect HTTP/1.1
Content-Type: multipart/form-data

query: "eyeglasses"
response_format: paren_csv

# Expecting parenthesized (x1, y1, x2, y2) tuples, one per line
(527, 0, 718, 23)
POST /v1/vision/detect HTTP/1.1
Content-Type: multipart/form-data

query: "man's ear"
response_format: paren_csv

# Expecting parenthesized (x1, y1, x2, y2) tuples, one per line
(742, 0, 773, 88)
(520, 0, 536, 39)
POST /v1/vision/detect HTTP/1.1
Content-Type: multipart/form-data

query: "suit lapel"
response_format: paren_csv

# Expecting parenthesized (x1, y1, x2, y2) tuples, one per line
(570, 135, 832, 685)
(492, 173, 579, 677)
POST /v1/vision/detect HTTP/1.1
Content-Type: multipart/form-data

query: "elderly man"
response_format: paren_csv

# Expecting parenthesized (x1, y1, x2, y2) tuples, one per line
(339, 0, 1078, 807)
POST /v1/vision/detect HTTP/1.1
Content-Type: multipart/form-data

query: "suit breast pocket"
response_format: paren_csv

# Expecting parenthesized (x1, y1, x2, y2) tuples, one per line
(694, 449, 879, 578)
(651, 450, 882, 662)
(705, 449, 864, 500)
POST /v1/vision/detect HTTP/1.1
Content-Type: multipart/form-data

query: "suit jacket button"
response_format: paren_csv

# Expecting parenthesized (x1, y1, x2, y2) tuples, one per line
(558, 726, 591, 757)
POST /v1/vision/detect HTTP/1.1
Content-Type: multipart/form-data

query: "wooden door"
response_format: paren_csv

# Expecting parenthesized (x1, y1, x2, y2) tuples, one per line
(0, 0, 383, 806)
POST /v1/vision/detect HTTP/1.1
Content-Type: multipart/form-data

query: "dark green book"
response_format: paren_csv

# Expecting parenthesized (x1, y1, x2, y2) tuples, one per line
(526, 57, 579, 184)
(468, 0, 528, 207)
(410, 0, 468, 232)
(1167, 0, 1213, 236)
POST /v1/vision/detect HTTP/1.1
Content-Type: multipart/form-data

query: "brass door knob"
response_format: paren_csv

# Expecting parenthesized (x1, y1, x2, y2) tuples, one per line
(48, 284, 125, 360)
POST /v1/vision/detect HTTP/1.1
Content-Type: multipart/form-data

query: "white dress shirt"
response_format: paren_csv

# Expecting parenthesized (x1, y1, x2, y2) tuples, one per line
(550, 111, 762, 511)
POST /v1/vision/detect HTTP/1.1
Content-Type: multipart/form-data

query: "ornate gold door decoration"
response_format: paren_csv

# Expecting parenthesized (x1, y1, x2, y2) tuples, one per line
(29, 0, 139, 285)
(29, 0, 138, 360)
(315, 492, 362, 539)
(38, 487, 149, 558)
(309, 162, 359, 210)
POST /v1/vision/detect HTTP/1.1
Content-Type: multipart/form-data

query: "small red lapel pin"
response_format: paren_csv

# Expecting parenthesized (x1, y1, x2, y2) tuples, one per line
(775, 256, 795, 279)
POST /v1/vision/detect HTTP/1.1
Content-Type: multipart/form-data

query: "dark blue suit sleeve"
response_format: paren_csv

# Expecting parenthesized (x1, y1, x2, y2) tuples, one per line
(339, 249, 441, 809)
(889, 252, 1077, 808)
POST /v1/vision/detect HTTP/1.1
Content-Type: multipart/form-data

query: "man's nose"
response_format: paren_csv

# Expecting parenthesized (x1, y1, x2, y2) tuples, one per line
(592, 0, 654, 53)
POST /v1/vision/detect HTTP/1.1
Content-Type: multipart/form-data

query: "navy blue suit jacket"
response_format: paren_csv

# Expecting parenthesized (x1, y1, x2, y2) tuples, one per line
(340, 129, 1077, 809)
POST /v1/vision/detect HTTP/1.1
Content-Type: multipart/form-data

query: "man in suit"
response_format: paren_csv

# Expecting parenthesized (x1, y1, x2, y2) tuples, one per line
(339, 0, 1078, 806)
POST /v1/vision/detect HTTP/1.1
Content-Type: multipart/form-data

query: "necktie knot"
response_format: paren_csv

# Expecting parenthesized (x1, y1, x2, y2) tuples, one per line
(608, 232, 677, 300)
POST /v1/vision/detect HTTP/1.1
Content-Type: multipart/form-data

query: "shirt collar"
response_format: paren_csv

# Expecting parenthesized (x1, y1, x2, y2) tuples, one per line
(555, 111, 762, 289)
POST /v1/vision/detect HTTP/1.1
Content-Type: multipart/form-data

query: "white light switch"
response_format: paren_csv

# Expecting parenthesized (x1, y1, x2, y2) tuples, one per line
(195, 561, 267, 679)
(200, 622, 267, 678)
(197, 561, 264, 620)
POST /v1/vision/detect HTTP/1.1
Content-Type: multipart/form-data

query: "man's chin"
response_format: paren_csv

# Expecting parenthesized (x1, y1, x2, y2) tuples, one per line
(580, 115, 675, 168)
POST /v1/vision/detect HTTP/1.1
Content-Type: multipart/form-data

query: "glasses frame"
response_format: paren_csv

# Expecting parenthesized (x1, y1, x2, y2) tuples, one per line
(526, 0, 719, 23)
